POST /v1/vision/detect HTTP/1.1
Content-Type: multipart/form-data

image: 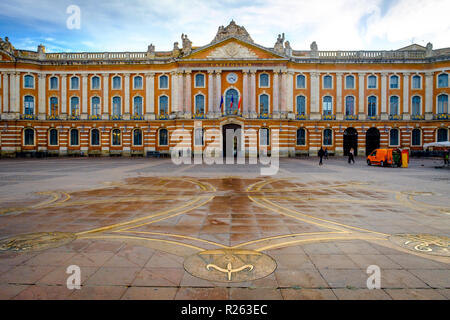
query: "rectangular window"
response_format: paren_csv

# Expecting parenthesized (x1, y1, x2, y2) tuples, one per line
(390, 76, 399, 89)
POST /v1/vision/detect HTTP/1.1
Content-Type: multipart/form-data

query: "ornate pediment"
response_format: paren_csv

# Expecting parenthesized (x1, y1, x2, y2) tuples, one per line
(207, 42, 258, 59)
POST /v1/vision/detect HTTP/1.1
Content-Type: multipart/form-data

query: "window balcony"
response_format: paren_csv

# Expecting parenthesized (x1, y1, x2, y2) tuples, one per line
(131, 114, 145, 120)
(223, 109, 242, 116)
(411, 114, 425, 120)
(68, 115, 80, 120)
(110, 114, 123, 120)
(89, 114, 101, 120)
(367, 115, 378, 120)
(158, 113, 169, 120)
(48, 114, 60, 120)
(434, 113, 449, 120)
(20, 114, 38, 120)
(389, 114, 402, 120)
(258, 113, 271, 119)
(345, 114, 358, 120)
(192, 112, 206, 119)
(322, 114, 336, 120)
(296, 113, 308, 120)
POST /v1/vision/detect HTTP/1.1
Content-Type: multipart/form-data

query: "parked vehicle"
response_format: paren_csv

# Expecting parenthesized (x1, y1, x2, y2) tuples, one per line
(367, 148, 402, 167)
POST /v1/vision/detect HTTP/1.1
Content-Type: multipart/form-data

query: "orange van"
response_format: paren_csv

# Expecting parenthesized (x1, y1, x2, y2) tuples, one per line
(367, 148, 401, 167)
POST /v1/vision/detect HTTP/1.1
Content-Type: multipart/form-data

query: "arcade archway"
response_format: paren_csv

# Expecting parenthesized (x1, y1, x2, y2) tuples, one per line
(343, 127, 358, 156)
(365, 127, 380, 156)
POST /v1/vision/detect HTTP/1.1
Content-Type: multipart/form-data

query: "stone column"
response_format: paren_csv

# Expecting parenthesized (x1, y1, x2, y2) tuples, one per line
(310, 72, 320, 120)
(2, 72, 9, 114)
(38, 74, 46, 119)
(272, 70, 279, 118)
(425, 71, 434, 120)
(81, 74, 88, 119)
(215, 70, 222, 115)
(250, 70, 256, 117)
(171, 71, 178, 114)
(185, 71, 192, 115)
(124, 73, 130, 119)
(14, 72, 20, 114)
(280, 71, 287, 114)
(145, 72, 155, 120)
(242, 69, 249, 117)
(287, 71, 294, 117)
(102, 73, 109, 120)
(336, 72, 343, 120)
(358, 72, 366, 120)
(61, 74, 67, 119)
(178, 71, 184, 116)
(380, 72, 388, 120)
(402, 72, 410, 120)
(207, 70, 214, 115)
(9, 72, 18, 115)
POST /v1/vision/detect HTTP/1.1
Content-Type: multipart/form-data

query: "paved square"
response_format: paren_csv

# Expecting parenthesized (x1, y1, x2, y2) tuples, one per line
(0, 157, 449, 300)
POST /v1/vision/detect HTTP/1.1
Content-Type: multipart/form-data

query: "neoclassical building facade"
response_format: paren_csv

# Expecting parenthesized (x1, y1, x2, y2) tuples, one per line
(0, 21, 449, 157)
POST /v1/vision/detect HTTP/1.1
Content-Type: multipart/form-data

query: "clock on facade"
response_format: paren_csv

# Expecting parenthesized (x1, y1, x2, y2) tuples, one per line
(226, 73, 238, 84)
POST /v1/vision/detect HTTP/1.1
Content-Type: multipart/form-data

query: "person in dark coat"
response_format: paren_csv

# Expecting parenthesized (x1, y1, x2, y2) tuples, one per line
(348, 148, 355, 164)
(444, 149, 449, 166)
(324, 147, 329, 159)
(318, 147, 325, 165)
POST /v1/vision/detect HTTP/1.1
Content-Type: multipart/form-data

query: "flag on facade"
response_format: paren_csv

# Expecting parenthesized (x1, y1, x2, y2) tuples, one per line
(238, 96, 242, 114)
(220, 96, 224, 114)
(230, 95, 234, 111)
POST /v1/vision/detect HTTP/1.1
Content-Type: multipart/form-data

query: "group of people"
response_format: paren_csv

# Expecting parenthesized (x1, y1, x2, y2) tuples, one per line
(317, 147, 355, 165)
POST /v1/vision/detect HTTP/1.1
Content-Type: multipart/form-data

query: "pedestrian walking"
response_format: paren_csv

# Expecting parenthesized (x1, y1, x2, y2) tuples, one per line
(318, 147, 325, 166)
(444, 149, 449, 166)
(348, 148, 355, 164)
(324, 147, 329, 160)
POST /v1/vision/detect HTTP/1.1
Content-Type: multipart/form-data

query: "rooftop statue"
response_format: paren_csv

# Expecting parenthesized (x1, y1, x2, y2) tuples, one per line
(274, 33, 285, 54)
(181, 33, 192, 55)
(0, 36, 15, 53)
(212, 20, 253, 43)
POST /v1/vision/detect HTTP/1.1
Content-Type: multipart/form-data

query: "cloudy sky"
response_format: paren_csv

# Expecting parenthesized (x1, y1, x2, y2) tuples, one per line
(0, 0, 449, 53)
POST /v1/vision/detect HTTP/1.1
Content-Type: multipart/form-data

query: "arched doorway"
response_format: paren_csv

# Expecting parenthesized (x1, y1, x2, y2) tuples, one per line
(222, 123, 241, 158)
(343, 127, 358, 156)
(366, 127, 380, 156)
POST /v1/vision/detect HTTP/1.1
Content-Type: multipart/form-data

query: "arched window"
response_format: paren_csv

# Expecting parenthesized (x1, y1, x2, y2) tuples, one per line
(297, 74, 306, 88)
(411, 129, 421, 146)
(50, 97, 58, 116)
(49, 129, 58, 146)
(159, 75, 168, 89)
(195, 95, 205, 114)
(412, 75, 421, 89)
(24, 128, 34, 146)
(70, 76, 79, 90)
(91, 129, 100, 146)
(50, 76, 58, 90)
(195, 74, 205, 88)
(296, 128, 306, 146)
(133, 96, 143, 116)
(112, 129, 121, 146)
(112, 96, 121, 116)
(159, 96, 168, 115)
(438, 73, 448, 88)
(194, 128, 204, 146)
(91, 76, 100, 90)
(225, 89, 239, 113)
(112, 76, 121, 89)
(133, 76, 143, 89)
(24, 95, 34, 115)
(296, 95, 306, 115)
(91, 97, 100, 116)
(159, 128, 168, 146)
(437, 94, 448, 114)
(133, 129, 142, 146)
(389, 96, 399, 116)
(323, 75, 332, 89)
(259, 94, 269, 115)
(259, 74, 269, 87)
(412, 96, 421, 116)
(345, 96, 354, 116)
(390, 75, 399, 89)
(323, 129, 332, 146)
(368, 75, 377, 89)
(322, 96, 332, 115)
(260, 128, 269, 146)
(70, 96, 79, 116)
(390, 129, 399, 146)
(368, 96, 377, 117)
(24, 75, 34, 88)
(70, 129, 79, 146)
(345, 75, 354, 89)
(437, 128, 448, 142)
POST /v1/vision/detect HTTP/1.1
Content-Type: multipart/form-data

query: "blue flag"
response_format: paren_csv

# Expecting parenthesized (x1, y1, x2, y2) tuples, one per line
(220, 96, 224, 113)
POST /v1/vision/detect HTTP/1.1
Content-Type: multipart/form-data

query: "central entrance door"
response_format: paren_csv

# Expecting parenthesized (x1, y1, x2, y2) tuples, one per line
(222, 124, 241, 158)
(365, 127, 380, 156)
(343, 127, 358, 156)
